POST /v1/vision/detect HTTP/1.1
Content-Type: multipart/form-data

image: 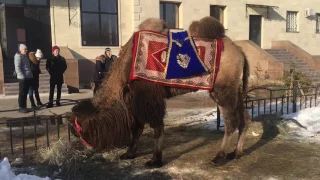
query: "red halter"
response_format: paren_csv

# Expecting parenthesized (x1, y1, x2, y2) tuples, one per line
(74, 117, 93, 148)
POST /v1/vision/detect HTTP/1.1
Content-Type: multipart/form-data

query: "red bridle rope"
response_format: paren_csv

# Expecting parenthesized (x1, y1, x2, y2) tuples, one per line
(74, 117, 93, 148)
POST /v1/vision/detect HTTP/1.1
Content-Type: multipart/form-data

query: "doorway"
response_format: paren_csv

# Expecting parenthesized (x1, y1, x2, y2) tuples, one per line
(25, 7, 52, 58)
(0, 3, 52, 59)
(249, 15, 262, 47)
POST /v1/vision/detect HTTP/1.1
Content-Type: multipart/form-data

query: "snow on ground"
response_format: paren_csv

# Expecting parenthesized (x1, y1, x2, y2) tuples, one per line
(283, 107, 320, 141)
(0, 158, 49, 180)
(165, 100, 320, 142)
(165, 108, 220, 130)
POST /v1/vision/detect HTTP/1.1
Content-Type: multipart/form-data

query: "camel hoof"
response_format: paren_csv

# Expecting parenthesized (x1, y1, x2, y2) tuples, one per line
(227, 150, 243, 160)
(146, 160, 163, 168)
(211, 152, 226, 166)
(120, 152, 137, 160)
(234, 152, 243, 160)
(211, 157, 226, 166)
(226, 151, 236, 160)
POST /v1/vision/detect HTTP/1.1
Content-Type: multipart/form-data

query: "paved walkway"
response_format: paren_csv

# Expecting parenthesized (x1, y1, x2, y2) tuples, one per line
(0, 89, 93, 119)
(0, 89, 214, 120)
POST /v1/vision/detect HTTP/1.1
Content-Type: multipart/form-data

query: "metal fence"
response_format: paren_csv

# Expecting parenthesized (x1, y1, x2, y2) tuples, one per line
(0, 99, 83, 159)
(217, 86, 319, 130)
(0, 116, 72, 158)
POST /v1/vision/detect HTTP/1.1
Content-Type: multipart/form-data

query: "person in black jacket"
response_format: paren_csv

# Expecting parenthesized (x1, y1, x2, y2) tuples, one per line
(104, 48, 117, 73)
(46, 45, 67, 108)
(28, 50, 44, 108)
(93, 55, 106, 95)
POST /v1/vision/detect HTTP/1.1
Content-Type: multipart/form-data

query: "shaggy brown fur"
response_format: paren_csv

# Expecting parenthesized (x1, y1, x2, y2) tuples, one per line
(189, 17, 225, 39)
(69, 16, 251, 168)
(138, 18, 168, 34)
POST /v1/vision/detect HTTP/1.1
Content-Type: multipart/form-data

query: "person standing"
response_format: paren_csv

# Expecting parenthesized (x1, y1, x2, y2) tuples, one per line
(28, 49, 44, 108)
(93, 55, 106, 95)
(104, 48, 117, 74)
(14, 44, 33, 113)
(46, 45, 67, 108)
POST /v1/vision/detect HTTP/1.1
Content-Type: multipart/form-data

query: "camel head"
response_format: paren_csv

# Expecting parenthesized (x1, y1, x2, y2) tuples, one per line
(68, 99, 134, 150)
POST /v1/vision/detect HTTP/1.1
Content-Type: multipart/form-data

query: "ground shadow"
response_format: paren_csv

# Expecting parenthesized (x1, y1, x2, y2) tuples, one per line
(133, 125, 224, 166)
(241, 114, 281, 157)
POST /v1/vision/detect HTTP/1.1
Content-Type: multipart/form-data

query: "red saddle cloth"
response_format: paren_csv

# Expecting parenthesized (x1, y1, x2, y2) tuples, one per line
(129, 30, 223, 91)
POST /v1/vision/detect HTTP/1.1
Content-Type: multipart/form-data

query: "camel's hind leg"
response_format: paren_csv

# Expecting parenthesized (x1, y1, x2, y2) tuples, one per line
(120, 122, 145, 160)
(211, 91, 250, 165)
(146, 125, 164, 168)
(210, 92, 240, 165)
(233, 95, 251, 159)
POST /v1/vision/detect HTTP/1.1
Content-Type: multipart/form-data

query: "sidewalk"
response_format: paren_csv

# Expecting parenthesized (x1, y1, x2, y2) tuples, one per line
(0, 89, 93, 119)
(0, 89, 214, 120)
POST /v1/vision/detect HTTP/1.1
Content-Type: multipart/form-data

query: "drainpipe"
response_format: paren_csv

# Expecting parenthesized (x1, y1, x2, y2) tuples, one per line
(68, 0, 70, 25)
(52, 0, 56, 45)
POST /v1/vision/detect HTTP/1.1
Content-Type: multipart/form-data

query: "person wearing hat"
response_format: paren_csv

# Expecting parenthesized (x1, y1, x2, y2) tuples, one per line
(14, 44, 33, 113)
(104, 47, 117, 74)
(46, 45, 67, 108)
(28, 49, 44, 108)
(92, 48, 117, 95)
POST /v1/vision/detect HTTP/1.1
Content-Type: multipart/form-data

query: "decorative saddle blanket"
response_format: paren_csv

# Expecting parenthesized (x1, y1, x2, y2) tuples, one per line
(165, 31, 208, 79)
(129, 30, 223, 90)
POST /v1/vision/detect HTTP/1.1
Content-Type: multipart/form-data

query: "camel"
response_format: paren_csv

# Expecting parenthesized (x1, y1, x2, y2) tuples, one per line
(68, 16, 251, 168)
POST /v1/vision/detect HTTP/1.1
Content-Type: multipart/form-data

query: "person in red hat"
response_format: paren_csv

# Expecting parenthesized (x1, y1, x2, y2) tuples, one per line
(45, 45, 67, 108)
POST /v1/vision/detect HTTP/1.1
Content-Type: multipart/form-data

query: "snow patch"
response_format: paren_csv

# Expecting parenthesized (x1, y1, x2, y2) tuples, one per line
(283, 107, 320, 141)
(0, 158, 49, 180)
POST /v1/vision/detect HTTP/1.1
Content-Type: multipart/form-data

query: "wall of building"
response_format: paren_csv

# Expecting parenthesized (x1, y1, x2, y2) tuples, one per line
(48, 0, 320, 58)
(49, 0, 320, 85)
(137, 0, 320, 55)
(50, 0, 320, 58)
(50, 0, 134, 85)
(50, 0, 133, 60)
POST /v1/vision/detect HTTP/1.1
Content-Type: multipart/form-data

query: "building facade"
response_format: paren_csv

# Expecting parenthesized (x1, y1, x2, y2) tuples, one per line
(51, 0, 320, 58)
(0, 0, 319, 86)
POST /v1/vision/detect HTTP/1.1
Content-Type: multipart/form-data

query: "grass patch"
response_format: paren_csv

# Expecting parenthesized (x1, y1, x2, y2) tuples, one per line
(34, 139, 131, 180)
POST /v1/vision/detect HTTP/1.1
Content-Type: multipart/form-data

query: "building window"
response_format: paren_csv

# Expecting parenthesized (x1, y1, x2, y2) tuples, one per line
(316, 14, 320, 33)
(26, 0, 47, 6)
(210, 5, 225, 24)
(0, 0, 49, 6)
(286, 11, 298, 32)
(0, 0, 23, 5)
(80, 0, 119, 46)
(160, 2, 180, 29)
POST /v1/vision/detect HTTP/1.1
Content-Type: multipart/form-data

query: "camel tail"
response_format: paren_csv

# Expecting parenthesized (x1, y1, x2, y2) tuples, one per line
(242, 52, 250, 94)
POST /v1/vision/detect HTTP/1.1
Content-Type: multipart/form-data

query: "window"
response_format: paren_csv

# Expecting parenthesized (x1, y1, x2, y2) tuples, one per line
(316, 14, 320, 33)
(160, 2, 180, 29)
(26, 0, 47, 6)
(0, 0, 48, 6)
(210, 5, 225, 24)
(80, 0, 119, 46)
(286, 11, 298, 32)
(0, 0, 23, 5)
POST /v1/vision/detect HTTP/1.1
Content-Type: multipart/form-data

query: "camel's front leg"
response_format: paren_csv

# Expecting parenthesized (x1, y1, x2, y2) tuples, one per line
(120, 123, 145, 160)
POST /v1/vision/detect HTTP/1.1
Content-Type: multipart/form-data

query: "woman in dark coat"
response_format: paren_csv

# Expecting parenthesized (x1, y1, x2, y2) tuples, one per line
(28, 50, 43, 108)
(93, 55, 106, 95)
(46, 45, 67, 108)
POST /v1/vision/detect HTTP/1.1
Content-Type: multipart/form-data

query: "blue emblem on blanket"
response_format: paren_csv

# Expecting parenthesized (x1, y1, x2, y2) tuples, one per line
(165, 31, 208, 79)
